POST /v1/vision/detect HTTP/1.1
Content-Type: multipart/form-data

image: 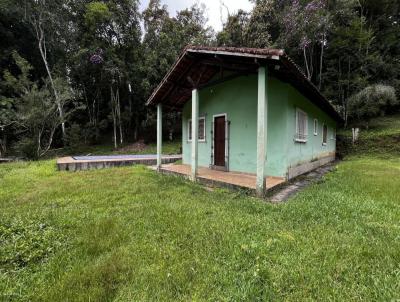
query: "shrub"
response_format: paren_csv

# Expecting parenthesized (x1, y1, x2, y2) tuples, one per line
(348, 84, 398, 127)
(66, 123, 85, 147)
(12, 137, 38, 160)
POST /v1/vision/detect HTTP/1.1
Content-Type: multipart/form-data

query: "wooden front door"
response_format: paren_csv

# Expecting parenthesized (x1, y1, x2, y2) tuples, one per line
(214, 116, 226, 167)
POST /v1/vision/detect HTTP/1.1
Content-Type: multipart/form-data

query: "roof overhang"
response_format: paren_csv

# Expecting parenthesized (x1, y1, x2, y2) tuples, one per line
(146, 46, 342, 122)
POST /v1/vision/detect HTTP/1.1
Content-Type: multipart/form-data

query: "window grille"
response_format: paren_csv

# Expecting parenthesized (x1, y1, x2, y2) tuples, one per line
(295, 109, 308, 142)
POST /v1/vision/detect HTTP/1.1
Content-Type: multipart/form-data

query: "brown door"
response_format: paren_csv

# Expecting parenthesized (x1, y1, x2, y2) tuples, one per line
(214, 116, 226, 167)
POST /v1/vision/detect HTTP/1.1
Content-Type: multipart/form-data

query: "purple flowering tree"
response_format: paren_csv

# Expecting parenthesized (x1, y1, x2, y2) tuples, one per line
(281, 0, 331, 86)
(89, 49, 104, 65)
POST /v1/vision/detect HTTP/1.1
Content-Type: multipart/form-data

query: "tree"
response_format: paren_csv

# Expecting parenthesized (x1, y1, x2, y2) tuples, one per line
(361, 0, 400, 97)
(0, 96, 15, 157)
(322, 0, 378, 124)
(71, 0, 143, 147)
(16, 78, 74, 158)
(217, 10, 250, 47)
(278, 0, 331, 82)
(0, 51, 33, 156)
(246, 0, 277, 48)
(141, 1, 213, 140)
(1, 0, 399, 156)
(22, 0, 70, 140)
(2, 52, 76, 158)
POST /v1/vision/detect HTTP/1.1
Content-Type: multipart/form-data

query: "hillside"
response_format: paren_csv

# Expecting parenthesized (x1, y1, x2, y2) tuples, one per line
(338, 113, 400, 157)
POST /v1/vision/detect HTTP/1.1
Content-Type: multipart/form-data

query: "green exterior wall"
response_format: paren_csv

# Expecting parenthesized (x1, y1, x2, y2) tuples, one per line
(285, 85, 336, 170)
(182, 72, 336, 178)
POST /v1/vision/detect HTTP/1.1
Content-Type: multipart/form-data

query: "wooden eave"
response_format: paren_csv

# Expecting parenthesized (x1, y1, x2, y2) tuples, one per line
(146, 46, 342, 122)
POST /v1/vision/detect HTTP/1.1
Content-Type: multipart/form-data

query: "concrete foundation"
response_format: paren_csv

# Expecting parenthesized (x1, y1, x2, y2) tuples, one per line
(57, 155, 182, 172)
(287, 153, 335, 180)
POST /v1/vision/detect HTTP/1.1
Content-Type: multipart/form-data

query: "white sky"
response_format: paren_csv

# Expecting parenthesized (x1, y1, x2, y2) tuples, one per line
(139, 0, 254, 32)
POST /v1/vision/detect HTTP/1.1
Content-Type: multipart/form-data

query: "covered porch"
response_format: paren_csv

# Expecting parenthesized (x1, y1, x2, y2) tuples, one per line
(159, 164, 285, 192)
(147, 46, 330, 196)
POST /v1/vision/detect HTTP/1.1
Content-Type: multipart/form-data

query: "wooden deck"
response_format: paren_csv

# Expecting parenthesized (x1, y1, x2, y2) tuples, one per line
(159, 164, 286, 192)
(57, 155, 182, 171)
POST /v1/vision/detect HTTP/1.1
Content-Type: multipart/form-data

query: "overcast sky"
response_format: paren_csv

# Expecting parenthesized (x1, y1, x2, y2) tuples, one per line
(139, 0, 254, 32)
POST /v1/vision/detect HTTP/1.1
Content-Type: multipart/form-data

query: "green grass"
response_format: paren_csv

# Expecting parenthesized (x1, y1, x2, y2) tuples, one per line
(2, 116, 400, 301)
(338, 113, 400, 139)
(338, 114, 400, 157)
(1, 155, 399, 301)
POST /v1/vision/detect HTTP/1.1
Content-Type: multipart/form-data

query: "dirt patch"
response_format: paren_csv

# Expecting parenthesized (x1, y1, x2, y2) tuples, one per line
(118, 140, 148, 153)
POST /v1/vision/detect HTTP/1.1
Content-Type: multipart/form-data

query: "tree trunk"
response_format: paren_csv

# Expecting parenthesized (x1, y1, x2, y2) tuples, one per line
(111, 86, 117, 149)
(34, 16, 66, 140)
(37, 128, 43, 158)
(0, 133, 5, 157)
(134, 114, 139, 142)
(84, 87, 94, 127)
(303, 47, 311, 80)
(319, 33, 325, 90)
(38, 126, 56, 157)
(116, 89, 123, 145)
(345, 56, 351, 128)
(338, 58, 348, 127)
(309, 45, 314, 80)
(128, 90, 132, 135)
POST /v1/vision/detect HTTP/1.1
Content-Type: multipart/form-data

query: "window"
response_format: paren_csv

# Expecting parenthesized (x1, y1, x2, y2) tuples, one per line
(322, 124, 328, 145)
(331, 127, 336, 140)
(198, 118, 205, 141)
(313, 119, 318, 136)
(188, 117, 206, 142)
(295, 108, 308, 142)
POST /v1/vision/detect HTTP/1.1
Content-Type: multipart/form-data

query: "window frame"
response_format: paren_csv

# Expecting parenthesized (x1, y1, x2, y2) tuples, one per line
(322, 123, 328, 146)
(313, 119, 318, 136)
(331, 127, 336, 140)
(295, 108, 308, 143)
(188, 116, 206, 142)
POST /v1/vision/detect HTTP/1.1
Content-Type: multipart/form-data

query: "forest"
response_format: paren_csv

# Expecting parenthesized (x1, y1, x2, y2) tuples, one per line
(0, 0, 399, 159)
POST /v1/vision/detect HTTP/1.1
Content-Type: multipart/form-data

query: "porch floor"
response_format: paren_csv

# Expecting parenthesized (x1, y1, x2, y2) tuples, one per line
(159, 164, 286, 192)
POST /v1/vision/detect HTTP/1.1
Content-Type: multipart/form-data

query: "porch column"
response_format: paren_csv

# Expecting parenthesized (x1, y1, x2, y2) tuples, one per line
(191, 89, 199, 181)
(256, 66, 268, 197)
(156, 103, 162, 170)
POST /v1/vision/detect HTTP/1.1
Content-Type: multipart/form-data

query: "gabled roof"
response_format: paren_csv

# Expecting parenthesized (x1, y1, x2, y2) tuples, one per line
(146, 46, 342, 122)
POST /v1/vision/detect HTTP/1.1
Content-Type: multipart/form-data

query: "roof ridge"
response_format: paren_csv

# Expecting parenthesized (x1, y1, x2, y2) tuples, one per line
(186, 45, 285, 57)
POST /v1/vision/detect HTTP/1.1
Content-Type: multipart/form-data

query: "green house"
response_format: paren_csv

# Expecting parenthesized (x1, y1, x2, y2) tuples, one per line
(147, 46, 342, 196)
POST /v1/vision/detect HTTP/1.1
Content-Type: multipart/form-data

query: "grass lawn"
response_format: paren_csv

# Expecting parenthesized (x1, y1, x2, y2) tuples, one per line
(1, 154, 399, 301)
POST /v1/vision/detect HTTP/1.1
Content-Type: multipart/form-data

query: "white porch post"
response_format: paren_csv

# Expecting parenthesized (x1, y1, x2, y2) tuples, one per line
(191, 89, 199, 181)
(256, 66, 268, 196)
(156, 103, 162, 170)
